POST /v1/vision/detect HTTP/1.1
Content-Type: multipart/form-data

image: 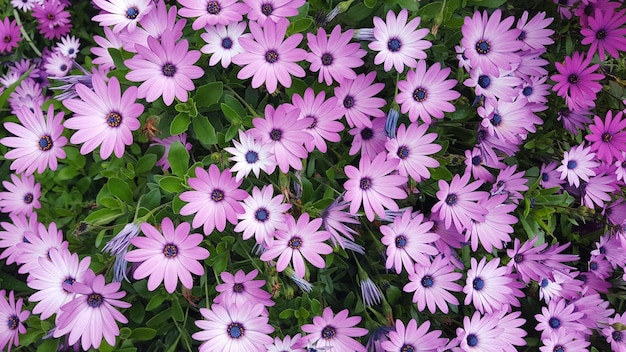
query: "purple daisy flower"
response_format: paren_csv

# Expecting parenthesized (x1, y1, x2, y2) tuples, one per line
(457, 311, 507, 351)
(574, 0, 620, 28)
(0, 17, 22, 53)
(234, 185, 291, 245)
(461, 9, 523, 76)
(179, 165, 248, 234)
(535, 298, 587, 340)
(382, 319, 446, 352)
(244, 0, 305, 25)
(467, 194, 517, 252)
(92, 0, 154, 33)
(602, 313, 626, 351)
(91, 26, 124, 70)
(539, 329, 590, 352)
(348, 116, 387, 159)
(396, 60, 460, 124)
(301, 307, 368, 352)
(178, 0, 249, 30)
(125, 29, 204, 106)
(215, 269, 274, 308)
(343, 152, 408, 222)
(0, 290, 29, 352)
(335, 71, 386, 128)
(118, 0, 185, 53)
(404, 254, 463, 314)
(586, 110, 626, 164)
(291, 88, 344, 153)
(266, 334, 306, 352)
(507, 237, 551, 283)
(201, 22, 249, 68)
(8, 79, 44, 115)
(557, 143, 598, 187)
(306, 25, 365, 86)
(385, 122, 441, 182)
(551, 51, 604, 112)
(1, 105, 67, 175)
(53, 269, 131, 351)
(369, 9, 431, 73)
(558, 108, 593, 134)
(516, 11, 554, 51)
(581, 8, 626, 61)
(225, 130, 277, 181)
(464, 257, 520, 314)
(233, 19, 307, 94)
(260, 213, 332, 278)
(0, 173, 41, 216)
(464, 68, 521, 104)
(490, 164, 529, 204)
(464, 148, 503, 183)
(432, 172, 488, 233)
(0, 213, 38, 265)
(125, 218, 210, 293)
(17, 221, 69, 275)
(540, 161, 565, 189)
(581, 174, 616, 209)
(63, 75, 143, 159)
(32, 0, 72, 40)
(491, 310, 528, 349)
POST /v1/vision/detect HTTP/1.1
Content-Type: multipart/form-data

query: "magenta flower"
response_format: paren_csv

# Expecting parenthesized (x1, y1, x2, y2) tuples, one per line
(201, 22, 248, 68)
(125, 29, 203, 106)
(63, 75, 143, 159)
(581, 9, 626, 61)
(551, 51, 604, 111)
(244, 0, 304, 25)
(32, 0, 72, 40)
(92, 0, 153, 33)
(515, 11, 554, 51)
(404, 254, 463, 314)
(249, 104, 312, 173)
(301, 307, 368, 352)
(0, 213, 39, 265)
(464, 257, 521, 314)
(467, 194, 517, 252)
(382, 319, 446, 352)
(0, 290, 29, 352)
(291, 88, 344, 153)
(225, 130, 277, 181)
(179, 165, 248, 234)
(215, 269, 274, 308)
(0, 17, 21, 53)
(125, 218, 209, 293)
(540, 161, 565, 189)
(461, 9, 523, 76)
(582, 174, 616, 209)
(343, 152, 408, 221)
(396, 60, 460, 124)
(557, 143, 598, 187)
(178, 0, 248, 30)
(1, 105, 66, 175)
(385, 122, 441, 182)
(369, 9, 431, 73)
(535, 298, 587, 340)
(234, 185, 290, 245)
(457, 311, 507, 351)
(380, 209, 439, 274)
(0, 173, 41, 216)
(602, 313, 626, 351)
(306, 25, 365, 86)
(53, 269, 131, 350)
(558, 108, 593, 134)
(585, 110, 626, 164)
(335, 71, 386, 128)
(192, 302, 274, 352)
(260, 213, 332, 278)
(233, 20, 307, 94)
(432, 172, 488, 233)
(506, 237, 551, 284)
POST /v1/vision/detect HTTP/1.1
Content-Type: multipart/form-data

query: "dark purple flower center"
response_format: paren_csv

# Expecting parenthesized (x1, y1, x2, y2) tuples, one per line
(387, 38, 402, 52)
(221, 37, 233, 49)
(490, 113, 502, 126)
(568, 74, 579, 84)
(578, 273, 588, 283)
(421, 275, 434, 288)
(227, 322, 244, 338)
(343, 95, 355, 108)
(401, 345, 415, 352)
(359, 177, 372, 190)
(59, 64, 67, 72)
(412, 87, 427, 102)
(261, 3, 273, 16)
(64, 277, 75, 286)
(3, 36, 10, 43)
(307, 116, 318, 129)
(472, 277, 484, 290)
(163, 243, 178, 258)
(395, 235, 407, 248)
(554, 346, 565, 352)
(599, 246, 606, 254)
(245, 151, 259, 163)
(106, 112, 122, 127)
(47, 13, 55, 20)
(7, 315, 19, 330)
(39, 135, 53, 151)
(321, 326, 336, 339)
(445, 194, 457, 205)
(549, 317, 561, 329)
(522, 86, 533, 96)
(584, 4, 594, 16)
(288, 236, 302, 249)
(613, 331, 623, 342)
(471, 155, 482, 165)
(23, 193, 33, 204)
(514, 254, 524, 263)
(475, 40, 490, 54)
(211, 189, 225, 202)
(233, 283, 244, 293)
(321, 53, 333, 66)
(126, 7, 139, 19)
(87, 293, 104, 308)
(596, 29, 607, 40)
(567, 160, 577, 169)
(397, 146, 409, 159)
(207, 0, 220, 14)
(162, 63, 177, 77)
(68, 48, 75, 54)
(360, 127, 373, 140)
(517, 31, 526, 41)
(602, 133, 613, 142)
(478, 75, 491, 89)
(255, 208, 269, 221)
(540, 278, 549, 288)
(541, 172, 549, 181)
(466, 334, 478, 347)
(270, 129, 282, 141)
(590, 261, 598, 270)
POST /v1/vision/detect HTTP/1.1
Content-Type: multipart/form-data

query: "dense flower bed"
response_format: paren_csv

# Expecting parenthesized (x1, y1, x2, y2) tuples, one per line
(1, 0, 626, 351)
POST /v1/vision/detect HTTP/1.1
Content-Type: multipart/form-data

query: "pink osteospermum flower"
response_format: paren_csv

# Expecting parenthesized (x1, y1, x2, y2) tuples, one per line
(1, 105, 67, 175)
(385, 122, 441, 182)
(557, 143, 598, 187)
(335, 71, 386, 128)
(215, 269, 274, 308)
(348, 116, 387, 159)
(507, 237, 551, 284)
(551, 51, 604, 111)
(431, 172, 488, 233)
(179, 165, 248, 234)
(234, 185, 290, 245)
(225, 130, 277, 181)
(192, 302, 274, 352)
(0, 213, 39, 265)
(585, 110, 626, 164)
(17, 221, 69, 275)
(558, 108, 593, 134)
(244, 0, 304, 25)
(343, 152, 408, 221)
(266, 334, 306, 352)
(291, 88, 344, 153)
(0, 290, 30, 352)
(369, 9, 431, 73)
(63, 75, 143, 159)
(380, 209, 439, 274)
(540, 161, 565, 189)
(302, 307, 368, 352)
(91, 26, 124, 70)
(53, 270, 131, 351)
(260, 213, 332, 278)
(516, 11, 554, 51)
(581, 8, 626, 61)
(464, 67, 521, 104)
(232, 20, 307, 94)
(396, 60, 460, 124)
(201, 22, 248, 68)
(464, 257, 520, 314)
(539, 329, 590, 352)
(457, 311, 507, 351)
(92, 0, 154, 33)
(0, 173, 41, 216)
(125, 218, 209, 293)
(125, 29, 204, 106)
(404, 254, 463, 314)
(535, 298, 587, 340)
(118, 0, 185, 53)
(306, 25, 365, 86)
(178, 0, 249, 30)
(467, 194, 517, 253)
(382, 319, 446, 352)
(0, 17, 22, 53)
(602, 313, 626, 351)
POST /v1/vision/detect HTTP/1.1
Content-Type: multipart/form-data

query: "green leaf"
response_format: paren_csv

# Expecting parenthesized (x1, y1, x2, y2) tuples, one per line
(397, 0, 419, 11)
(289, 2, 309, 20)
(279, 308, 294, 319)
(84, 208, 124, 226)
(146, 310, 171, 328)
(221, 103, 241, 123)
(171, 298, 184, 321)
(192, 116, 218, 147)
(36, 339, 59, 352)
(194, 82, 223, 108)
(170, 112, 191, 135)
(107, 48, 127, 69)
(146, 292, 167, 311)
(128, 302, 146, 324)
(287, 18, 312, 35)
(0, 269, 31, 291)
(157, 176, 186, 193)
(466, 0, 506, 6)
(108, 178, 134, 204)
(130, 328, 157, 341)
(363, 0, 376, 9)
(135, 154, 157, 174)
(168, 140, 190, 177)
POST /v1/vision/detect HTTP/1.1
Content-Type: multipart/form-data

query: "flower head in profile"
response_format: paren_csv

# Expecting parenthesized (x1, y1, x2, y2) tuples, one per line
(404, 254, 463, 314)
(201, 22, 248, 68)
(151, 133, 193, 172)
(382, 319, 446, 352)
(551, 51, 604, 111)
(215, 269, 274, 308)
(0, 17, 22, 53)
(0, 290, 30, 352)
(585, 110, 626, 164)
(125, 218, 209, 293)
(91, 26, 124, 70)
(0, 173, 41, 216)
(301, 307, 368, 352)
(557, 143, 598, 187)
(369, 9, 431, 73)
(235, 185, 290, 245)
(321, 195, 360, 248)
(179, 165, 248, 234)
(178, 0, 248, 30)
(92, 0, 154, 33)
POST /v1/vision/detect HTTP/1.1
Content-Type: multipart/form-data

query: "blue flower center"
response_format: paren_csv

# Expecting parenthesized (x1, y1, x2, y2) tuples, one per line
(395, 235, 407, 248)
(472, 277, 484, 290)
(227, 322, 244, 338)
(255, 208, 269, 221)
(8, 316, 19, 330)
(540, 278, 549, 288)
(207, 0, 220, 14)
(87, 293, 103, 308)
(472, 155, 482, 165)
(68, 48, 75, 54)
(421, 275, 434, 288)
(613, 331, 623, 342)
(476, 40, 490, 54)
(590, 262, 598, 270)
(387, 38, 402, 52)
(322, 326, 336, 339)
(445, 194, 457, 205)
(490, 113, 502, 126)
(211, 189, 225, 202)
(360, 177, 372, 190)
(401, 345, 415, 352)
(343, 96, 355, 108)
(64, 277, 75, 286)
(163, 244, 178, 258)
(126, 6, 139, 19)
(397, 146, 409, 159)
(478, 75, 491, 88)
(567, 160, 577, 169)
(541, 172, 549, 181)
(221, 37, 233, 49)
(265, 50, 279, 63)
(321, 53, 333, 66)
(466, 334, 478, 347)
(162, 63, 177, 77)
(106, 112, 122, 127)
(549, 317, 561, 329)
(245, 151, 259, 163)
(413, 88, 427, 102)
(270, 129, 282, 141)
(23, 193, 33, 204)
(60, 64, 67, 72)
(288, 236, 302, 249)
(599, 246, 606, 254)
(39, 135, 53, 151)
(523, 86, 533, 96)
(517, 31, 527, 41)
(554, 346, 565, 352)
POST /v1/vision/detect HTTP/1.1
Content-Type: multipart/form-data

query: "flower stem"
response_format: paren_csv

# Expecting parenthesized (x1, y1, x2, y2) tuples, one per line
(13, 9, 42, 57)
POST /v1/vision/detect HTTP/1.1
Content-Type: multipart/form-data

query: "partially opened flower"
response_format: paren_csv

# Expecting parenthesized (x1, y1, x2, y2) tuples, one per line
(0, 173, 41, 216)
(306, 25, 365, 86)
(92, 0, 154, 33)
(125, 218, 209, 293)
(540, 161, 565, 189)
(266, 334, 306, 352)
(301, 307, 368, 352)
(0, 290, 29, 352)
